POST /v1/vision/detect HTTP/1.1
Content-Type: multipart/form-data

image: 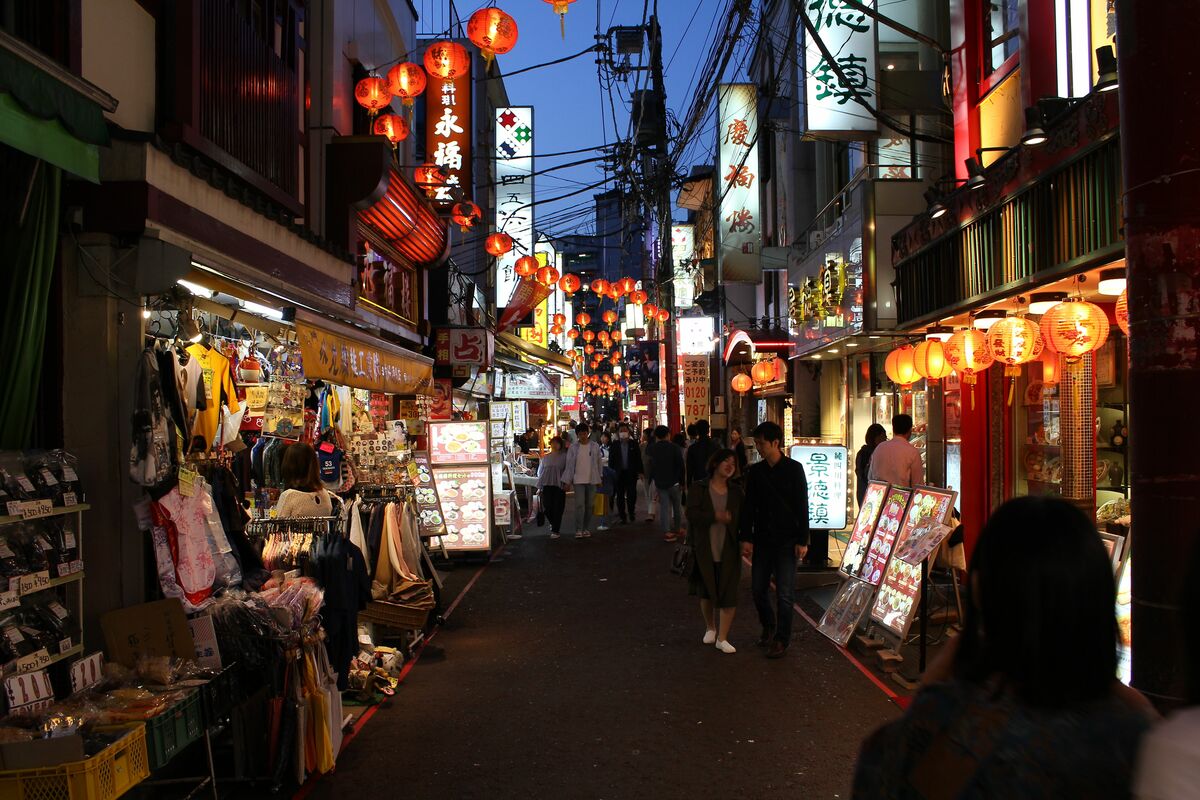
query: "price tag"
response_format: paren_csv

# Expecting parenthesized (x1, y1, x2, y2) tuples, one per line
(61, 466, 78, 482)
(17, 571, 51, 596)
(5, 668, 53, 711)
(4, 502, 20, 518)
(39, 470, 58, 487)
(15, 477, 34, 493)
(71, 653, 104, 694)
(57, 638, 72, 654)
(178, 468, 199, 498)
(62, 492, 77, 507)
(63, 532, 76, 549)
(20, 500, 53, 520)
(70, 559, 84, 574)
(16, 649, 51, 674)
(0, 591, 19, 612)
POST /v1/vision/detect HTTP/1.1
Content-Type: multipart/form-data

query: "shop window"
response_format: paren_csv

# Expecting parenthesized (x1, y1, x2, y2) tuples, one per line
(984, 0, 1020, 77)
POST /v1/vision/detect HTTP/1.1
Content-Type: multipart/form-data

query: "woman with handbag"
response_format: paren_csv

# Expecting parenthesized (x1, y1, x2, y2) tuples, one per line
(685, 449, 744, 654)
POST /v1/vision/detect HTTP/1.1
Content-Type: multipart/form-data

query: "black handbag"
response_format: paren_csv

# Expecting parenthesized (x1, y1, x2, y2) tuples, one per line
(670, 538, 693, 577)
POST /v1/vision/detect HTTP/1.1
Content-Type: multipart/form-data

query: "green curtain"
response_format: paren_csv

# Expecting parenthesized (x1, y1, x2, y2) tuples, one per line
(0, 156, 61, 449)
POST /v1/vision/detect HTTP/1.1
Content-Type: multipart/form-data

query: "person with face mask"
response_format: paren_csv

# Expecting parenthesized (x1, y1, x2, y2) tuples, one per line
(607, 422, 644, 525)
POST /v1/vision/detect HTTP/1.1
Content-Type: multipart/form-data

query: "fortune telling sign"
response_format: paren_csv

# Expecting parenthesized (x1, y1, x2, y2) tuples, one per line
(495, 106, 534, 308)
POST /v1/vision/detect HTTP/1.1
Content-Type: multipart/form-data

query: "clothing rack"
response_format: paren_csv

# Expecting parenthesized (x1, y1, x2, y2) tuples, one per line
(246, 515, 342, 538)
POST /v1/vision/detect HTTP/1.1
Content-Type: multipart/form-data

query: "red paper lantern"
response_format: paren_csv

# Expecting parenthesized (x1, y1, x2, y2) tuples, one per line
(450, 200, 481, 232)
(618, 277, 637, 295)
(644, 303, 658, 319)
(514, 256, 539, 279)
(1040, 299, 1110, 360)
(602, 310, 618, 326)
(731, 373, 753, 394)
(630, 290, 648, 305)
(414, 164, 446, 197)
(386, 62, 427, 107)
(591, 278, 610, 296)
(584, 344, 595, 355)
(467, 7, 518, 66)
(611, 330, 623, 343)
(582, 330, 596, 342)
(536, 265, 560, 287)
(552, 313, 566, 326)
(559, 273, 581, 295)
(566, 348, 577, 359)
(576, 312, 591, 326)
(944, 329, 995, 385)
(550, 323, 563, 335)
(424, 41, 471, 80)
(610, 352, 621, 365)
(543, 0, 579, 37)
(1116, 289, 1129, 335)
(372, 113, 409, 149)
(751, 361, 775, 384)
(1040, 350, 1061, 386)
(913, 340, 953, 383)
(567, 327, 580, 340)
(355, 76, 390, 116)
(656, 307, 670, 323)
(884, 345, 921, 390)
(987, 316, 1044, 376)
(485, 232, 513, 256)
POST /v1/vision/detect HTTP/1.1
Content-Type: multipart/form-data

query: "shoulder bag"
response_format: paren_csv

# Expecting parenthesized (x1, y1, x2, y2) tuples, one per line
(670, 538, 693, 577)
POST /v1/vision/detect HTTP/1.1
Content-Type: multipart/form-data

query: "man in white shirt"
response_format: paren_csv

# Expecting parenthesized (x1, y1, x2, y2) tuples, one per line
(562, 423, 603, 539)
(868, 414, 924, 488)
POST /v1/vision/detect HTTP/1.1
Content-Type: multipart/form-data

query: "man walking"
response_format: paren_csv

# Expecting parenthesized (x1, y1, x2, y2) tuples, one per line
(685, 419, 720, 486)
(646, 425, 685, 541)
(868, 414, 924, 488)
(562, 423, 603, 539)
(739, 421, 810, 659)
(607, 422, 644, 525)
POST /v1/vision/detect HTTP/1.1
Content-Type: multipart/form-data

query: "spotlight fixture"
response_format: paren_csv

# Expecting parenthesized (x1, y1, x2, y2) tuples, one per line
(1021, 106, 1048, 146)
(1098, 267, 1127, 296)
(925, 325, 954, 341)
(923, 188, 948, 220)
(971, 310, 1006, 330)
(1028, 292, 1067, 315)
(1095, 45, 1118, 93)
(964, 158, 987, 191)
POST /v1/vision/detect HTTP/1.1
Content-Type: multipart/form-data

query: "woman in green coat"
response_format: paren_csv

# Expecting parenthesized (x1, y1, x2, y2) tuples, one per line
(686, 448, 744, 653)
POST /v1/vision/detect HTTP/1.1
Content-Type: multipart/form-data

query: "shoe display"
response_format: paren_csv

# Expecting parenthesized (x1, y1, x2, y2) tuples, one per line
(715, 640, 737, 654)
(766, 641, 787, 659)
(702, 629, 717, 645)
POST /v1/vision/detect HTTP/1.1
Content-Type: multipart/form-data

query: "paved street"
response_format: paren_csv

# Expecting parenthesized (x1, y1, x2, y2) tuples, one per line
(303, 505, 899, 799)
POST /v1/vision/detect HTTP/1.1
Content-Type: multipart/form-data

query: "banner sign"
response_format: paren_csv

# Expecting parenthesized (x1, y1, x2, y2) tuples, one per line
(503, 370, 557, 400)
(671, 224, 696, 308)
(296, 321, 433, 396)
(681, 355, 710, 424)
(624, 341, 661, 392)
(495, 106, 534, 307)
(435, 328, 494, 379)
(497, 279, 551, 332)
(717, 83, 762, 283)
(789, 443, 850, 530)
(803, 0, 879, 134)
(425, 45, 472, 204)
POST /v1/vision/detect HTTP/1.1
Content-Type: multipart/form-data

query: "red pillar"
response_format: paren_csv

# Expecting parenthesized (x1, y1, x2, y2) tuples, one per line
(1117, 1, 1200, 707)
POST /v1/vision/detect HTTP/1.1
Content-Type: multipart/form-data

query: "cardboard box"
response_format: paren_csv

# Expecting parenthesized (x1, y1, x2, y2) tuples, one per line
(100, 599, 195, 668)
(0, 735, 85, 770)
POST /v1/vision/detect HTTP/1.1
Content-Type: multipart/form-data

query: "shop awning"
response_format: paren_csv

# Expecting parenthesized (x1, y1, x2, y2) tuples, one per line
(496, 331, 573, 375)
(326, 136, 449, 268)
(295, 314, 434, 396)
(722, 327, 796, 364)
(0, 31, 117, 182)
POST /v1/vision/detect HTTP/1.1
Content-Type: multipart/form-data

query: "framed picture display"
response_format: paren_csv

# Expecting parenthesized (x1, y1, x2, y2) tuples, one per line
(857, 486, 913, 586)
(1099, 529, 1127, 574)
(840, 481, 889, 580)
(817, 579, 877, 647)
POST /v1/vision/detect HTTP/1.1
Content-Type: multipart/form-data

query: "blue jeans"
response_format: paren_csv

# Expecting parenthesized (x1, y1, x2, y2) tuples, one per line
(751, 541, 798, 645)
(656, 484, 682, 533)
(573, 483, 597, 532)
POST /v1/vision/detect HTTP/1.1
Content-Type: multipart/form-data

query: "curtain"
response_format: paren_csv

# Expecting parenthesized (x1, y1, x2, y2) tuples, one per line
(0, 151, 61, 449)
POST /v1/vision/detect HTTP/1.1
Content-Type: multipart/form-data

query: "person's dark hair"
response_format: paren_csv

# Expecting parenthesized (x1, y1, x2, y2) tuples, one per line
(576, 423, 590, 435)
(549, 436, 565, 452)
(686, 423, 698, 438)
(866, 423, 887, 446)
(731, 427, 742, 437)
(954, 496, 1117, 707)
(654, 425, 669, 439)
(707, 448, 736, 476)
(672, 432, 687, 448)
(752, 421, 783, 445)
(281, 443, 322, 492)
(892, 414, 914, 436)
(619, 422, 631, 432)
(695, 419, 710, 436)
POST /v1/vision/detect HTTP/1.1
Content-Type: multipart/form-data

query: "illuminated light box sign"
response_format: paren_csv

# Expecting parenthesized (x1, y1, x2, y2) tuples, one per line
(789, 443, 849, 530)
(425, 50, 473, 204)
(681, 355, 710, 424)
(803, 0, 879, 135)
(677, 316, 716, 356)
(495, 106, 534, 308)
(716, 83, 762, 284)
(671, 224, 696, 308)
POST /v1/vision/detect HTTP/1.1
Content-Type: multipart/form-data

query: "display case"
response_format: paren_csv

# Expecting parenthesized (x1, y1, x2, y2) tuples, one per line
(1015, 358, 1063, 499)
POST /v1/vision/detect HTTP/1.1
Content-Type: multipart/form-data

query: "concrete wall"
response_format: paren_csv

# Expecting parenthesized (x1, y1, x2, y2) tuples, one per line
(80, 0, 155, 132)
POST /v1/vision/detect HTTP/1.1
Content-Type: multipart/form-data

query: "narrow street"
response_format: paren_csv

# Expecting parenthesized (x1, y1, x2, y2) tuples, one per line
(305, 508, 899, 799)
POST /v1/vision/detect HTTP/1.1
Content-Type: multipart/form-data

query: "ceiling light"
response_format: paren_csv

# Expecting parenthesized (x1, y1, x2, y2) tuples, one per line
(1095, 45, 1118, 93)
(812, 354, 821, 359)
(886, 63, 895, 71)
(846, 341, 859, 347)
(964, 157, 987, 191)
(828, 348, 839, 354)
(1098, 267, 1127, 296)
(177, 279, 214, 298)
(1021, 107, 1048, 146)
(1028, 292, 1067, 315)
(971, 310, 1007, 330)
(925, 325, 954, 341)
(868, 335, 881, 340)
(242, 300, 284, 320)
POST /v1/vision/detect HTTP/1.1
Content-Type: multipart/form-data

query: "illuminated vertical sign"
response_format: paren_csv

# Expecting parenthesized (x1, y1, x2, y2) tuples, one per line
(424, 47, 473, 205)
(670, 224, 696, 309)
(803, 0, 878, 133)
(682, 355, 710, 423)
(717, 84, 762, 284)
(495, 106, 534, 308)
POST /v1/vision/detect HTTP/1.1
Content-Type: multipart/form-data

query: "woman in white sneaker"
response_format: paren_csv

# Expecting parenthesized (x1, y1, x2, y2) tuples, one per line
(685, 449, 744, 654)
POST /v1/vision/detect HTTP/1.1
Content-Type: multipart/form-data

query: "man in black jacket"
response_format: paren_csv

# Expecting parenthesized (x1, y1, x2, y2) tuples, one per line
(739, 421, 810, 659)
(685, 419, 720, 486)
(608, 422, 644, 524)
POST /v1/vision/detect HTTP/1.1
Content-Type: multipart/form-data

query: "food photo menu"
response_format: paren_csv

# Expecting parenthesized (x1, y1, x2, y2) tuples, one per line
(840, 481, 888, 580)
(857, 487, 912, 586)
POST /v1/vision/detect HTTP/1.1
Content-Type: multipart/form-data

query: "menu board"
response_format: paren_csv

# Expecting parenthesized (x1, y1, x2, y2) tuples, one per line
(870, 486, 957, 639)
(817, 579, 877, 646)
(429, 421, 489, 465)
(840, 481, 888, 579)
(894, 522, 954, 566)
(431, 465, 491, 551)
(410, 457, 448, 539)
(789, 444, 849, 529)
(857, 487, 912, 586)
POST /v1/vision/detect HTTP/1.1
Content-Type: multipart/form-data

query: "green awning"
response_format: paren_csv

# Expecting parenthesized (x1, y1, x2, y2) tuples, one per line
(0, 34, 115, 183)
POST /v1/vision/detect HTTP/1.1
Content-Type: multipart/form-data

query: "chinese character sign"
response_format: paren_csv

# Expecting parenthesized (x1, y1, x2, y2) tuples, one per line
(495, 106, 534, 308)
(681, 355, 710, 423)
(424, 49, 472, 207)
(676, 316, 716, 356)
(803, 0, 878, 133)
(716, 84, 762, 284)
(671, 224, 696, 309)
(788, 444, 849, 529)
(520, 296, 549, 348)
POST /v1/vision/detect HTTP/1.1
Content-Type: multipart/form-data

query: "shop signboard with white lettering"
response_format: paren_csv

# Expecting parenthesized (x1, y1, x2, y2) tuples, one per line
(424, 45, 472, 204)
(681, 355, 711, 424)
(503, 370, 556, 400)
(716, 84, 762, 283)
(677, 316, 716, 356)
(495, 107, 534, 308)
(789, 443, 849, 529)
(803, 0, 879, 134)
(671, 224, 696, 308)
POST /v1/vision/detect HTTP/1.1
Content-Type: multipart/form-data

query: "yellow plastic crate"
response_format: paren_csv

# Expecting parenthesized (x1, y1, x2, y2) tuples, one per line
(0, 723, 149, 800)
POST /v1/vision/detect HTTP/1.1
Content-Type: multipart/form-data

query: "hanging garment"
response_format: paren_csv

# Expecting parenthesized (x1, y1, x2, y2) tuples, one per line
(366, 504, 386, 579)
(130, 348, 175, 487)
(155, 347, 190, 441)
(400, 501, 424, 581)
(385, 503, 419, 583)
(186, 343, 241, 451)
(151, 491, 216, 607)
(347, 499, 369, 563)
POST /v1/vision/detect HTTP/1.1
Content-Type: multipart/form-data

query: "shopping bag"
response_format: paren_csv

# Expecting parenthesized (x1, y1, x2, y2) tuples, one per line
(593, 492, 607, 517)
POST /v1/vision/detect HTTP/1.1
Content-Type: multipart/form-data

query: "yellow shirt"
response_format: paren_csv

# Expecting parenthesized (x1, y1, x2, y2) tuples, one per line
(186, 344, 241, 450)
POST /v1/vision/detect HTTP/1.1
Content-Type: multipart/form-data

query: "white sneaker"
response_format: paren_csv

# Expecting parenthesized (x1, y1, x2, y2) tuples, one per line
(597, 524, 610, 531)
(508, 533, 523, 540)
(549, 533, 561, 540)
(702, 629, 717, 645)
(715, 640, 737, 654)
(581, 530, 592, 538)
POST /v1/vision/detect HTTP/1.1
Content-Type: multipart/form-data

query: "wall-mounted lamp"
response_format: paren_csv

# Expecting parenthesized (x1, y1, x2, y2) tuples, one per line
(964, 157, 987, 191)
(1021, 106, 1048, 146)
(1095, 45, 1118, 93)
(923, 188, 948, 219)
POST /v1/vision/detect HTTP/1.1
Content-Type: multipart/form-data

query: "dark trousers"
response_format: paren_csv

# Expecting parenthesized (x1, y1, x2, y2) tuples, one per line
(615, 471, 639, 521)
(751, 541, 798, 645)
(542, 486, 566, 533)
